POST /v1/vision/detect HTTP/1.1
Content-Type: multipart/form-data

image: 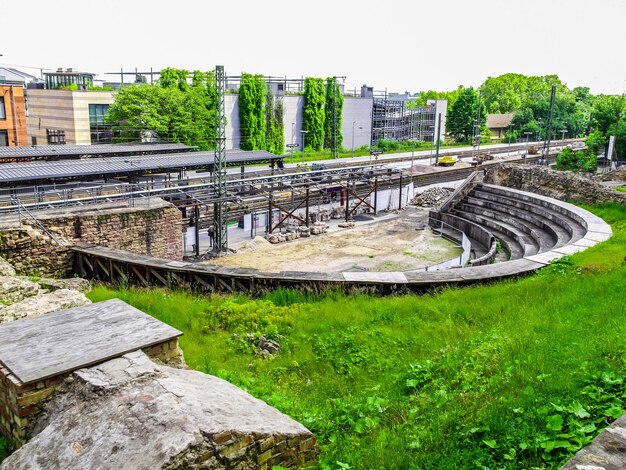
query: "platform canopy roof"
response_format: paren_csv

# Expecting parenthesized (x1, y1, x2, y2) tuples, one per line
(0, 143, 196, 160)
(0, 149, 282, 185)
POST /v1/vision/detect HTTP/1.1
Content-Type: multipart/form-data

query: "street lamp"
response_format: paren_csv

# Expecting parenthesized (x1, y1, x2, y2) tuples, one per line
(507, 123, 514, 157)
(352, 121, 357, 158)
(351, 121, 363, 158)
(300, 130, 308, 164)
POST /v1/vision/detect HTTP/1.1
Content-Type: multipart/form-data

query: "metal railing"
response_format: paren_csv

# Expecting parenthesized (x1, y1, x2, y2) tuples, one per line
(10, 198, 66, 246)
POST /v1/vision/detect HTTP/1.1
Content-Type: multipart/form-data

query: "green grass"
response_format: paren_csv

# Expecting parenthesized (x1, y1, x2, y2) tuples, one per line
(0, 438, 11, 462)
(288, 140, 482, 164)
(87, 202, 626, 469)
(616, 187, 626, 193)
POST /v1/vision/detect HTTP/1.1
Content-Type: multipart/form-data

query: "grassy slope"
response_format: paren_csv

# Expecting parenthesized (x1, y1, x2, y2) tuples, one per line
(88, 203, 626, 469)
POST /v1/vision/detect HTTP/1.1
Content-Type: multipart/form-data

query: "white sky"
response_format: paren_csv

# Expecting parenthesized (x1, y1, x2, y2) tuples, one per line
(2, 0, 625, 95)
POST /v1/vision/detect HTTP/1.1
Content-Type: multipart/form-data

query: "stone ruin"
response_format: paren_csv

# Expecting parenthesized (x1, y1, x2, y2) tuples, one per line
(0, 255, 319, 469)
(2, 351, 318, 470)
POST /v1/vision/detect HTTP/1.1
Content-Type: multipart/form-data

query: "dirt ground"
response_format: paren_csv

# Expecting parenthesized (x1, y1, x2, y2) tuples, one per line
(206, 208, 462, 273)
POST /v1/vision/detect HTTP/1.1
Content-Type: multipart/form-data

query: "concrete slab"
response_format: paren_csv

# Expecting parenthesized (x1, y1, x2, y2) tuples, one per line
(0, 299, 182, 384)
(526, 251, 562, 265)
(584, 231, 612, 242)
(553, 245, 587, 255)
(342, 272, 408, 283)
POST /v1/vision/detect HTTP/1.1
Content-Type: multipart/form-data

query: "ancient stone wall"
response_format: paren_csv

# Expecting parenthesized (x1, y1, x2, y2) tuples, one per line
(484, 163, 626, 205)
(0, 338, 185, 446)
(0, 198, 183, 277)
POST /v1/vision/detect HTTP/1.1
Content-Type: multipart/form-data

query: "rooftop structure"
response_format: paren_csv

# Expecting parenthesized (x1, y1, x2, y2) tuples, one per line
(44, 68, 96, 90)
(0, 68, 43, 87)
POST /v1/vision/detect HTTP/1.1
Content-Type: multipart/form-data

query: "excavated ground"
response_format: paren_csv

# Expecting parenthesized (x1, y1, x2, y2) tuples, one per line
(206, 207, 462, 273)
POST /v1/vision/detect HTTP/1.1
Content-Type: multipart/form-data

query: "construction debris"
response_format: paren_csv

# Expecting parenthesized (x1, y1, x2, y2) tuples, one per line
(411, 187, 453, 207)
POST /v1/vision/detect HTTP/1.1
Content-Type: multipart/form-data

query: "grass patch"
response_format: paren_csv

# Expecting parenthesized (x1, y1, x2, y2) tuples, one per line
(88, 202, 626, 469)
(0, 438, 12, 462)
(615, 186, 626, 193)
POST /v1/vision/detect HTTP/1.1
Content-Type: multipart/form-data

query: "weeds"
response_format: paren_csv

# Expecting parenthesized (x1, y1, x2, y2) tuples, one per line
(86, 202, 626, 469)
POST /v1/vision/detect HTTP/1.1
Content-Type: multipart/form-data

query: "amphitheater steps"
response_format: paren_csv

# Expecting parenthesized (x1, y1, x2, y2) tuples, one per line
(476, 185, 588, 243)
(464, 195, 567, 248)
(457, 199, 559, 252)
(449, 209, 530, 260)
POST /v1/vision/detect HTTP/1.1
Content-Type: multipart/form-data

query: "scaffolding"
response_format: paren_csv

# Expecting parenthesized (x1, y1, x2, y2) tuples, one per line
(372, 100, 437, 145)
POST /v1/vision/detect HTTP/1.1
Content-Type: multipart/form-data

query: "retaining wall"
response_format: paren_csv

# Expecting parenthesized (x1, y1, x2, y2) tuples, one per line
(0, 198, 182, 277)
(485, 163, 626, 205)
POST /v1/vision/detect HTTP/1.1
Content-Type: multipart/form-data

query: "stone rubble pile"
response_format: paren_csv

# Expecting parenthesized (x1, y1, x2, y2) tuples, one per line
(338, 222, 355, 229)
(411, 187, 454, 207)
(265, 222, 328, 244)
(0, 256, 91, 324)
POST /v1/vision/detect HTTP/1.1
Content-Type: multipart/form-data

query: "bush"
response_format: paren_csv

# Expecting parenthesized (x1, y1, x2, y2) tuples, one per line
(556, 148, 597, 173)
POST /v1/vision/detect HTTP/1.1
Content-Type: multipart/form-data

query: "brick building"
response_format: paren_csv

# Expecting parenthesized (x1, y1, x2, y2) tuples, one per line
(0, 86, 28, 147)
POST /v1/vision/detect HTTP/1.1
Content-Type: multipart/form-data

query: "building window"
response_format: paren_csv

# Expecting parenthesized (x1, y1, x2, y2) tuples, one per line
(89, 104, 109, 126)
(0, 131, 8, 146)
(0, 96, 5, 120)
(89, 104, 117, 143)
(47, 129, 66, 145)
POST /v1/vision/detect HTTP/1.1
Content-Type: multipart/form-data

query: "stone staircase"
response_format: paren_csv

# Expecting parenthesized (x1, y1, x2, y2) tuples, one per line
(447, 183, 590, 262)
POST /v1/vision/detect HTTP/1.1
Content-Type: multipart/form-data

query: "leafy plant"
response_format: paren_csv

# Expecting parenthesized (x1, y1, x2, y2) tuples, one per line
(303, 77, 326, 151)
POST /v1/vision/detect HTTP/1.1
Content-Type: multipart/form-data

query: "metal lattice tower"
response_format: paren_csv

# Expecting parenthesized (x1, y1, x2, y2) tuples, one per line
(542, 85, 557, 165)
(213, 65, 228, 253)
(332, 77, 338, 159)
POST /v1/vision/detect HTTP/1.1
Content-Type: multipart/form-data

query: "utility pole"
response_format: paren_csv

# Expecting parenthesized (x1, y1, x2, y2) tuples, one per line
(213, 65, 228, 254)
(435, 113, 442, 165)
(541, 84, 557, 165)
(472, 90, 483, 161)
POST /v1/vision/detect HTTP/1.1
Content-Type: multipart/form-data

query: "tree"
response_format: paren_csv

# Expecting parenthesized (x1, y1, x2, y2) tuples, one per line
(107, 68, 218, 150)
(159, 68, 190, 92)
(591, 94, 624, 136)
(446, 87, 486, 143)
(585, 130, 606, 156)
(412, 86, 464, 109)
(324, 77, 344, 150)
(302, 77, 325, 151)
(238, 73, 267, 150)
(265, 90, 284, 155)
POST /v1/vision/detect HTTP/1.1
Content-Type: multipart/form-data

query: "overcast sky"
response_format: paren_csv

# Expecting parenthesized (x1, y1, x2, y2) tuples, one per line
(1, 0, 624, 95)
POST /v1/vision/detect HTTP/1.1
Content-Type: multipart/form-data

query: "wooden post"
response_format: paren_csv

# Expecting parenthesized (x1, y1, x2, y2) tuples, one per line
(374, 178, 378, 215)
(345, 184, 350, 221)
(194, 204, 200, 257)
(267, 190, 273, 233)
(398, 173, 403, 210)
(305, 187, 310, 227)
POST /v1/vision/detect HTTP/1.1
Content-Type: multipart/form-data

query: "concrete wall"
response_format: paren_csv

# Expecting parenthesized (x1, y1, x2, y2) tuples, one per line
(26, 89, 114, 145)
(283, 95, 304, 149)
(0, 198, 182, 277)
(224, 93, 240, 150)
(342, 97, 373, 151)
(224, 94, 373, 152)
(0, 86, 28, 147)
(71, 91, 115, 145)
(428, 99, 447, 143)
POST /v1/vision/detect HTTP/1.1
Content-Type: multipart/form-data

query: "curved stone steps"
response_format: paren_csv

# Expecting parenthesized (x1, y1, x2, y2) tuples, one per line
(456, 202, 551, 254)
(450, 209, 531, 259)
(464, 195, 566, 248)
(477, 185, 587, 242)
